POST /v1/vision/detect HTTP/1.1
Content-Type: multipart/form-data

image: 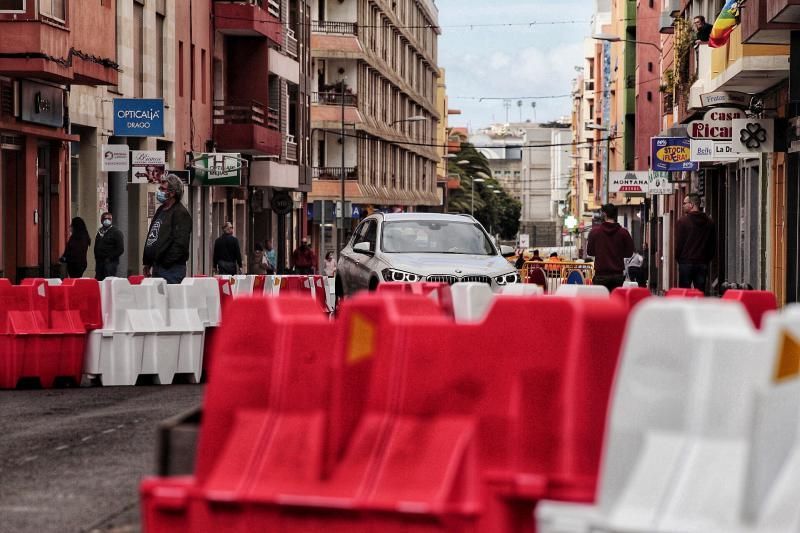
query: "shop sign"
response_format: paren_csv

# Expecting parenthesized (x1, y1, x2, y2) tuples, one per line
(193, 153, 243, 186)
(130, 150, 166, 184)
(113, 98, 165, 137)
(271, 190, 293, 215)
(790, 117, 800, 154)
(690, 139, 739, 162)
(20, 81, 64, 128)
(687, 107, 746, 140)
(651, 137, 698, 172)
(100, 144, 130, 172)
(648, 171, 674, 195)
(731, 118, 774, 155)
(700, 91, 751, 108)
(610, 171, 649, 193)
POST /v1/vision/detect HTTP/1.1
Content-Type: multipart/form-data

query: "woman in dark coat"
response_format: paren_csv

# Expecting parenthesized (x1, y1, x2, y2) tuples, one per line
(61, 217, 91, 278)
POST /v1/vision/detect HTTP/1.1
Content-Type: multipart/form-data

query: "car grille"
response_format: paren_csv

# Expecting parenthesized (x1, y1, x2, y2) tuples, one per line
(426, 274, 492, 285)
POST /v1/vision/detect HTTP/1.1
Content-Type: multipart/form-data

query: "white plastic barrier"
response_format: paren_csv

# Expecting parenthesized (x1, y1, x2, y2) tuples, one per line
(498, 283, 544, 296)
(84, 277, 214, 386)
(230, 275, 255, 297)
(537, 298, 773, 533)
(555, 284, 609, 298)
(451, 282, 544, 323)
(622, 281, 639, 288)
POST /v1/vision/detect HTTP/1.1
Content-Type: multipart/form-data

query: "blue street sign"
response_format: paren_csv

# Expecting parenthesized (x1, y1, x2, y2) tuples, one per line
(651, 137, 698, 172)
(113, 98, 164, 137)
(352, 206, 361, 218)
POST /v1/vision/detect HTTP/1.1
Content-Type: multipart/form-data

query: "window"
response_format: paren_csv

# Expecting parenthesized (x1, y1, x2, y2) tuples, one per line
(156, 13, 165, 98)
(191, 44, 196, 100)
(201, 48, 207, 103)
(178, 41, 184, 97)
(133, 0, 144, 97)
(0, 0, 25, 12)
(39, 0, 65, 20)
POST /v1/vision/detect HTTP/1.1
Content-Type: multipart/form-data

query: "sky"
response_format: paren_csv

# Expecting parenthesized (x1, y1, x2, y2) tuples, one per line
(436, 0, 595, 131)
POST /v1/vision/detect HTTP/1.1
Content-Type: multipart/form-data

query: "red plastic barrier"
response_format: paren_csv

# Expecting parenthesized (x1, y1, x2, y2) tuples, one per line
(376, 282, 453, 316)
(0, 281, 88, 388)
(279, 274, 311, 294)
(611, 286, 652, 311)
(129, 275, 145, 285)
(665, 288, 704, 298)
(722, 289, 778, 329)
(142, 292, 628, 532)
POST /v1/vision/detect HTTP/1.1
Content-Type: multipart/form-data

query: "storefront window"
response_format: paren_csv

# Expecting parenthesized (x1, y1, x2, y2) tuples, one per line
(39, 0, 65, 21)
(0, 0, 25, 12)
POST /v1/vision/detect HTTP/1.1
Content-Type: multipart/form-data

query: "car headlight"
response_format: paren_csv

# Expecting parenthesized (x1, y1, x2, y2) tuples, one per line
(382, 268, 423, 282)
(494, 272, 520, 285)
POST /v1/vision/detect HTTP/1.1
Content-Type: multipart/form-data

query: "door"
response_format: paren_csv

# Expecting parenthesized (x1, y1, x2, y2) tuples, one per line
(37, 142, 52, 278)
(2, 147, 22, 280)
(351, 219, 379, 290)
(339, 219, 367, 293)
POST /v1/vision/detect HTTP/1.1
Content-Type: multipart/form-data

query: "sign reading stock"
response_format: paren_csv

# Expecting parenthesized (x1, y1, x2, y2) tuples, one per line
(651, 137, 698, 172)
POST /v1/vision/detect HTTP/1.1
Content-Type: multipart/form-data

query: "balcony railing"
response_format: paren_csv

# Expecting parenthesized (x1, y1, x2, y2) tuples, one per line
(266, 0, 280, 18)
(285, 134, 298, 161)
(312, 20, 358, 35)
(213, 99, 280, 131)
(311, 91, 358, 106)
(312, 167, 358, 180)
(285, 28, 298, 58)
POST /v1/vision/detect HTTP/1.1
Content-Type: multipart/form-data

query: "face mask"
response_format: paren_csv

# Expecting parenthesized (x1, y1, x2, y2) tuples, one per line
(102, 219, 112, 228)
(156, 190, 168, 204)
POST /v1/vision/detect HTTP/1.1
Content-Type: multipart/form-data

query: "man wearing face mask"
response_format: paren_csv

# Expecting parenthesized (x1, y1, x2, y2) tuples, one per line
(142, 174, 192, 284)
(93, 212, 125, 280)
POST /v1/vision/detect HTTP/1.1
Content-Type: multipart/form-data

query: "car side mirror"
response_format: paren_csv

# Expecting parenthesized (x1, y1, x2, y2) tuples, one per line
(499, 245, 515, 258)
(353, 241, 373, 254)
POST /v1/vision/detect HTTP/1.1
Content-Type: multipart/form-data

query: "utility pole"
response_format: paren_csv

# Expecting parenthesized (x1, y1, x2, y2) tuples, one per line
(339, 76, 346, 256)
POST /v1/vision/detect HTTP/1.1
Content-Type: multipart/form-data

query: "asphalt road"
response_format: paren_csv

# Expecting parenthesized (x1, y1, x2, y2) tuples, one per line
(0, 385, 204, 533)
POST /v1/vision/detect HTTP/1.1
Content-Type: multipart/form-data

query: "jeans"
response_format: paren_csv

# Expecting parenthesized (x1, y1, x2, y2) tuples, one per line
(593, 274, 625, 292)
(95, 259, 119, 281)
(678, 263, 708, 293)
(153, 263, 187, 284)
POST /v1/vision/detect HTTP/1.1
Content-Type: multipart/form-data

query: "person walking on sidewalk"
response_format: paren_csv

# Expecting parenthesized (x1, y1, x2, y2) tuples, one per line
(675, 193, 715, 293)
(586, 203, 634, 292)
(213, 221, 243, 275)
(142, 174, 192, 284)
(61, 217, 91, 278)
(291, 236, 316, 275)
(93, 212, 124, 280)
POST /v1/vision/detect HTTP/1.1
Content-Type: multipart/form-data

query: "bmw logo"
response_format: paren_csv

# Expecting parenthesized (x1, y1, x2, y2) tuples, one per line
(455, 269, 463, 274)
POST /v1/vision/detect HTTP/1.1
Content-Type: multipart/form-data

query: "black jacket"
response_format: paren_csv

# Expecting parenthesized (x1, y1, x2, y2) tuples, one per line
(213, 234, 243, 269)
(94, 225, 124, 262)
(675, 211, 715, 264)
(587, 222, 634, 277)
(142, 201, 192, 268)
(63, 235, 90, 269)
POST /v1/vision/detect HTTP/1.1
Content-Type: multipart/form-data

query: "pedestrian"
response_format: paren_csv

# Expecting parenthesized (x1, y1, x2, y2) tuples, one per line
(693, 15, 713, 46)
(251, 242, 268, 275)
(675, 192, 715, 293)
(324, 251, 337, 277)
(291, 236, 316, 275)
(212, 221, 242, 275)
(625, 250, 645, 287)
(60, 217, 91, 278)
(265, 239, 277, 274)
(531, 249, 543, 262)
(142, 174, 192, 284)
(93, 211, 124, 281)
(514, 249, 527, 269)
(586, 203, 634, 292)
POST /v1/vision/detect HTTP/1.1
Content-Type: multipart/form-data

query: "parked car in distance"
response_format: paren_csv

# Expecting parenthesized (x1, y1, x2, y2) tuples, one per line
(335, 212, 519, 297)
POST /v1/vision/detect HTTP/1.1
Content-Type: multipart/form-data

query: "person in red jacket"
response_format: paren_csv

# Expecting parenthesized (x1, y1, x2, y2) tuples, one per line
(291, 236, 316, 274)
(675, 193, 715, 293)
(586, 203, 634, 292)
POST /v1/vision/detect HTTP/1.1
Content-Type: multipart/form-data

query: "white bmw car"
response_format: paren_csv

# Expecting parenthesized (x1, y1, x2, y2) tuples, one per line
(335, 212, 519, 296)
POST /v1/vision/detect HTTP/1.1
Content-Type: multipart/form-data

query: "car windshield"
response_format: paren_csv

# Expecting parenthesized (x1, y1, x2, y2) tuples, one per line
(381, 220, 496, 255)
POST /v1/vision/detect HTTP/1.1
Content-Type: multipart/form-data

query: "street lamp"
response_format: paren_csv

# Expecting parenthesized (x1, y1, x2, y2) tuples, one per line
(592, 33, 663, 53)
(339, 76, 348, 256)
(471, 177, 485, 216)
(586, 123, 610, 205)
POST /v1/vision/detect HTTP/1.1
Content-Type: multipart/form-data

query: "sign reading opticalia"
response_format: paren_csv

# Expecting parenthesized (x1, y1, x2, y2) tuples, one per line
(130, 151, 166, 183)
(610, 171, 649, 193)
(648, 171, 674, 195)
(193, 153, 243, 186)
(687, 107, 746, 139)
(731, 118, 774, 154)
(651, 137, 698, 172)
(113, 98, 164, 136)
(101, 144, 130, 172)
(700, 91, 751, 108)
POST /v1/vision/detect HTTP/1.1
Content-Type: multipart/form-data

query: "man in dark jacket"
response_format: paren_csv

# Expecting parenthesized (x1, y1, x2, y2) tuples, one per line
(586, 203, 634, 292)
(94, 212, 124, 280)
(675, 193, 715, 293)
(212, 221, 242, 275)
(142, 174, 192, 284)
(291, 236, 316, 275)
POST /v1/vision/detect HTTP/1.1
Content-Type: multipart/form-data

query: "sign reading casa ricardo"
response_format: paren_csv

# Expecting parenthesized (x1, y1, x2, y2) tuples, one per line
(610, 171, 649, 193)
(687, 107, 746, 140)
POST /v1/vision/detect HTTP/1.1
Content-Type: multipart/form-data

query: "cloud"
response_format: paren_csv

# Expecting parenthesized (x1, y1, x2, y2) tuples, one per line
(489, 52, 511, 70)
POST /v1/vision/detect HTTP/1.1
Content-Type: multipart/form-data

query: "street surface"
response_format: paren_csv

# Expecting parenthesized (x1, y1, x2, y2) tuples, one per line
(0, 385, 204, 533)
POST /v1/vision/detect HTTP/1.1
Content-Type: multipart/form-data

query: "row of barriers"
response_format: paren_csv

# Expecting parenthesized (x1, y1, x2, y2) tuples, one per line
(520, 261, 596, 293)
(140, 283, 786, 532)
(0, 274, 331, 388)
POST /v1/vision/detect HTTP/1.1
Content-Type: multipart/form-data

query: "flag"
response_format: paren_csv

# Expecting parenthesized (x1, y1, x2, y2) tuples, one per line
(708, 0, 743, 48)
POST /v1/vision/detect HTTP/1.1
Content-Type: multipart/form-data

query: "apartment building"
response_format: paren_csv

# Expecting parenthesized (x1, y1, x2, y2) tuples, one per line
(0, 0, 118, 282)
(308, 0, 441, 255)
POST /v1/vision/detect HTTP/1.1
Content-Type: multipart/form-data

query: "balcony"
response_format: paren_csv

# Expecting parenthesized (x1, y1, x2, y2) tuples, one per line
(312, 20, 358, 35)
(312, 167, 358, 180)
(704, 26, 789, 94)
(213, 99, 282, 156)
(285, 28, 298, 58)
(742, 0, 797, 44)
(214, 0, 282, 43)
(584, 162, 594, 172)
(312, 91, 358, 106)
(768, 0, 800, 23)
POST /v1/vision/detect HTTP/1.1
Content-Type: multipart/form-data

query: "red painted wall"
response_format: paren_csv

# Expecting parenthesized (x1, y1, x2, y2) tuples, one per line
(635, 0, 663, 171)
(226, 39, 269, 105)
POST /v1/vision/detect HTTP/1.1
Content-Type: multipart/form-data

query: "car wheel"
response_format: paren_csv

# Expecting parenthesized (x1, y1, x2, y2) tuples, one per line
(368, 277, 379, 291)
(334, 275, 344, 311)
